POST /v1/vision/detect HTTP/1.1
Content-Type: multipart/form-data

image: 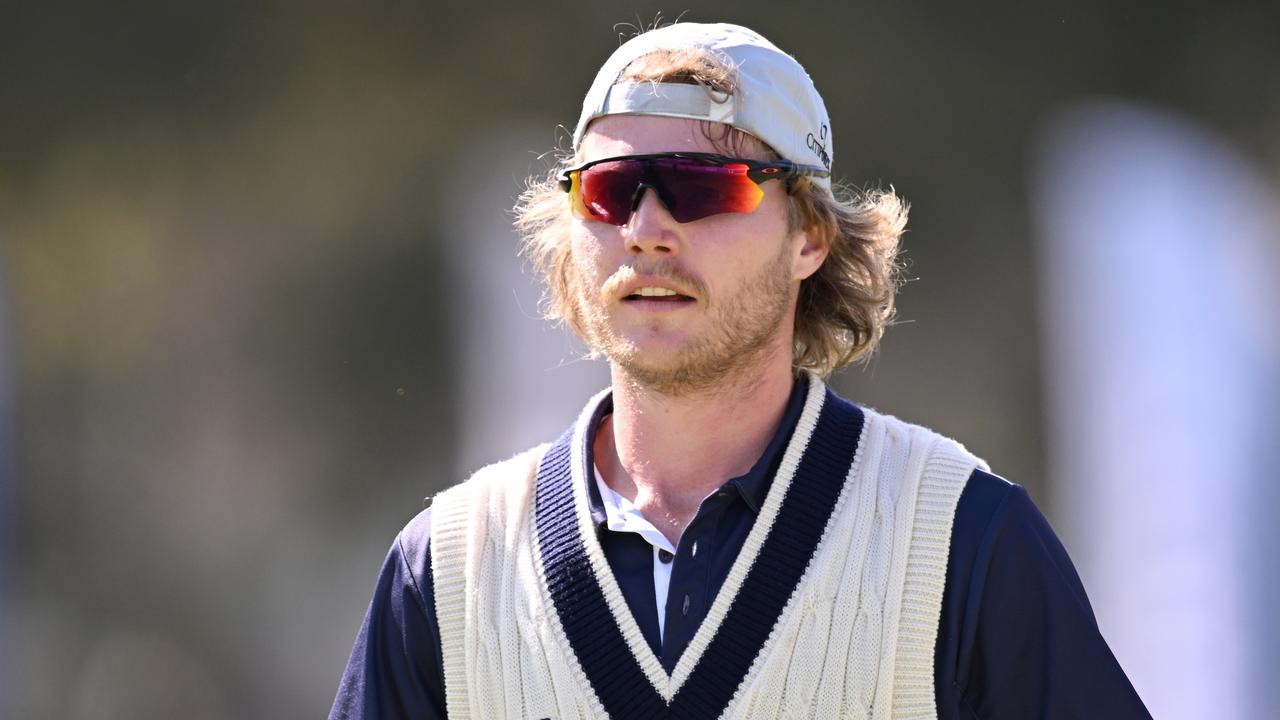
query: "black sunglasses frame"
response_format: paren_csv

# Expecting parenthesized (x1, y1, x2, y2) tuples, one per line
(556, 152, 831, 193)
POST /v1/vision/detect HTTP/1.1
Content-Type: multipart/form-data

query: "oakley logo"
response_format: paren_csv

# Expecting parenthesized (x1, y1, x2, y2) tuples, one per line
(806, 124, 831, 170)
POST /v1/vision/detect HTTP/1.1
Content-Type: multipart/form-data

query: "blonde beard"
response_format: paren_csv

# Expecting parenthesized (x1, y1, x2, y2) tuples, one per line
(569, 244, 796, 397)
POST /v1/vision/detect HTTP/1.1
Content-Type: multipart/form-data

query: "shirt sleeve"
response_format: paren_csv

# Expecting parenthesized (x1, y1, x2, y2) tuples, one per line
(329, 509, 446, 720)
(941, 474, 1151, 719)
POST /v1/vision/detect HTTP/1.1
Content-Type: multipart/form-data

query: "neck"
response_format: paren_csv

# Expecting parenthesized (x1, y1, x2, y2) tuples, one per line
(594, 345, 798, 545)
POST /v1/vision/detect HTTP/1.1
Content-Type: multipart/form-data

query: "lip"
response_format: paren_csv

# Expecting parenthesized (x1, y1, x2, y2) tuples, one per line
(618, 276, 697, 302)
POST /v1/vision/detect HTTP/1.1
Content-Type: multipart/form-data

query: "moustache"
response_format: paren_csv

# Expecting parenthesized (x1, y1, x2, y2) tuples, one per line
(600, 264, 708, 300)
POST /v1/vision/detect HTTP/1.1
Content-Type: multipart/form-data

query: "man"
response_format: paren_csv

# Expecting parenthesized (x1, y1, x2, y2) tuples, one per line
(331, 22, 1150, 719)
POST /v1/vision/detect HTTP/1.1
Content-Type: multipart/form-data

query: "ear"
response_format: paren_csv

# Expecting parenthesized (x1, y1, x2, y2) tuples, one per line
(790, 226, 829, 281)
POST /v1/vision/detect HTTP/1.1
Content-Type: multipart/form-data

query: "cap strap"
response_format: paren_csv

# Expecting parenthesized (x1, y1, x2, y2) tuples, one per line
(600, 82, 736, 125)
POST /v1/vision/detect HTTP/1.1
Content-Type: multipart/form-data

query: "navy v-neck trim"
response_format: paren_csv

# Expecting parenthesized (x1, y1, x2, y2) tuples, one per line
(533, 387, 865, 718)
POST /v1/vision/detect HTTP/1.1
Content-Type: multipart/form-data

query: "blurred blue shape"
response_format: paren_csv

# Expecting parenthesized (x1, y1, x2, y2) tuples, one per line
(1034, 99, 1280, 720)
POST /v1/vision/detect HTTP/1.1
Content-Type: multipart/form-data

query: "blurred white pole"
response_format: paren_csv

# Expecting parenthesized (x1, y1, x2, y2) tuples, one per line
(445, 126, 609, 476)
(1034, 100, 1280, 719)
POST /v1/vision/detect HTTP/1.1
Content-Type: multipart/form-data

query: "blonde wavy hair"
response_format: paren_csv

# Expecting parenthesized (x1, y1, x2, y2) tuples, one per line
(514, 48, 907, 377)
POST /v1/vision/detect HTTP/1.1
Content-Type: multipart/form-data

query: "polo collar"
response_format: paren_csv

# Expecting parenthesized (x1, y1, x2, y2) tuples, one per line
(721, 373, 808, 514)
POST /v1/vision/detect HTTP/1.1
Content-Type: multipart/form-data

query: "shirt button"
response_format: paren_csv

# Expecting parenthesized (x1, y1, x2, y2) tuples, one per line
(682, 595, 691, 616)
(658, 549, 674, 564)
(691, 541, 698, 558)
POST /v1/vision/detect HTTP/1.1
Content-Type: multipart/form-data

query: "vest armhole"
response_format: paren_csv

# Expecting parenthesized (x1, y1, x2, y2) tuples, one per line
(891, 432, 982, 718)
(430, 445, 550, 720)
(430, 480, 474, 719)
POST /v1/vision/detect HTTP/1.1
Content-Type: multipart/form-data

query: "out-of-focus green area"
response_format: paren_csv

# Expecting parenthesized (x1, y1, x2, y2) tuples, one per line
(1, 1, 1277, 717)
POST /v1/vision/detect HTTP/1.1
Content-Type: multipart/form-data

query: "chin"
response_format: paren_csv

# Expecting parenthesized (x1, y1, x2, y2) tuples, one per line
(607, 340, 759, 396)
(606, 340, 688, 374)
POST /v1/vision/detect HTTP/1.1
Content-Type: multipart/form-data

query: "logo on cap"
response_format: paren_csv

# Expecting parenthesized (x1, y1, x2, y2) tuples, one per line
(806, 124, 831, 171)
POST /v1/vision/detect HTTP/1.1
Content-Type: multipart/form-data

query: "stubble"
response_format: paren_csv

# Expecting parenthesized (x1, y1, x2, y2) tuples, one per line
(570, 243, 795, 397)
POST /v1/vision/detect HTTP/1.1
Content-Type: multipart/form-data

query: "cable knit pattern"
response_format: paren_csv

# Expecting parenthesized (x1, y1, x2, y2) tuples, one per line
(431, 374, 984, 719)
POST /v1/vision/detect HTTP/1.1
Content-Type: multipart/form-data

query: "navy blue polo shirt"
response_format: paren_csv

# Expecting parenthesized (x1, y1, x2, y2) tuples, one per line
(329, 377, 1151, 719)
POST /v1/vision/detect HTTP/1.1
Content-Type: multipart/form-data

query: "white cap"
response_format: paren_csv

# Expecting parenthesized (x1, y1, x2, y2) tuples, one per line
(573, 22, 833, 188)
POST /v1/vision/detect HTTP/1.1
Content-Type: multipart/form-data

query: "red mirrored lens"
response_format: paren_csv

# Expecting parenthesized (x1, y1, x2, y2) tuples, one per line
(576, 160, 644, 225)
(654, 159, 762, 223)
(572, 158, 765, 226)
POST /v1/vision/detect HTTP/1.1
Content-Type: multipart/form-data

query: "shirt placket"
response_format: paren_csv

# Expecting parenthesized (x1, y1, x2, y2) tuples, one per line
(660, 495, 725, 667)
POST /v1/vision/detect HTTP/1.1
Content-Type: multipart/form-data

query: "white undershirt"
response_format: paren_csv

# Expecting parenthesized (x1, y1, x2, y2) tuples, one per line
(592, 465, 677, 642)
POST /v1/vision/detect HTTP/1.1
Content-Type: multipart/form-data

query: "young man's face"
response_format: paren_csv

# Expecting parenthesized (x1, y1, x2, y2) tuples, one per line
(569, 114, 826, 393)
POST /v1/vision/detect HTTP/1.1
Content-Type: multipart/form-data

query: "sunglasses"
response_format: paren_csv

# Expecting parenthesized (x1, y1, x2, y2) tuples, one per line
(558, 152, 830, 226)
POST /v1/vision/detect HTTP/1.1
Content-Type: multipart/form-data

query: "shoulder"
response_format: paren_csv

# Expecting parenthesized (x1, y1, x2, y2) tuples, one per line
(394, 443, 551, 565)
(945, 467, 1099, 641)
(952, 471, 1070, 573)
(949, 469, 1064, 585)
(395, 506, 435, 588)
(954, 468, 1019, 535)
(840, 400, 990, 508)
(824, 388, 1013, 530)
(947, 468, 1020, 587)
(939, 471, 1152, 716)
(865, 404, 987, 463)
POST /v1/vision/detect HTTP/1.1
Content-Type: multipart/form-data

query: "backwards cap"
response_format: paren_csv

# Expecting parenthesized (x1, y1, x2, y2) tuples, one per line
(573, 22, 833, 189)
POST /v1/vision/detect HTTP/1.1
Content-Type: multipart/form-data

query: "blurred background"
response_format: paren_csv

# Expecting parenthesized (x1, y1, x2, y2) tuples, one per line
(2, 1, 1278, 718)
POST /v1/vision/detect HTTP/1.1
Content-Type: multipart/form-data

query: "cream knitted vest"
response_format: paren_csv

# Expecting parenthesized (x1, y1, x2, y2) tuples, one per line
(431, 376, 984, 719)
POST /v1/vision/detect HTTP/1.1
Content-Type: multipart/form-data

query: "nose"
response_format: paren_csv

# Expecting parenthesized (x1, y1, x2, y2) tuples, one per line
(624, 186, 680, 256)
